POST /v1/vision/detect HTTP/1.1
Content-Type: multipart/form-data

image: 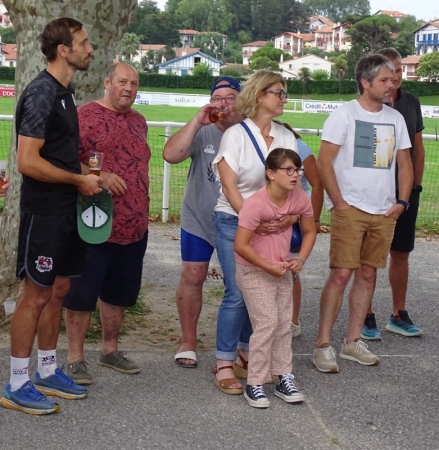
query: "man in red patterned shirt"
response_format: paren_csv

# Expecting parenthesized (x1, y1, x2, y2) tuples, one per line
(63, 63, 151, 384)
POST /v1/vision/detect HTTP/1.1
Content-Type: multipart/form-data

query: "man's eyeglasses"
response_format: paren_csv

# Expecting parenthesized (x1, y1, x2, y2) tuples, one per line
(264, 89, 288, 100)
(278, 166, 304, 176)
(211, 95, 237, 104)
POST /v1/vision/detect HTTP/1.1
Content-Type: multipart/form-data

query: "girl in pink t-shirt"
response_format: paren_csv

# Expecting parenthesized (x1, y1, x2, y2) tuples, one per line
(234, 148, 316, 409)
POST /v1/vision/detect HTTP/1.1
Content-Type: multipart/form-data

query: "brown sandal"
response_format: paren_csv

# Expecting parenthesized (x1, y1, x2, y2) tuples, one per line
(232, 352, 248, 379)
(212, 366, 243, 395)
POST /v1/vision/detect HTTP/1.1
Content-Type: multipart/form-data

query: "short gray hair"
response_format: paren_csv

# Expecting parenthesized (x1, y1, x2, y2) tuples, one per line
(355, 54, 394, 94)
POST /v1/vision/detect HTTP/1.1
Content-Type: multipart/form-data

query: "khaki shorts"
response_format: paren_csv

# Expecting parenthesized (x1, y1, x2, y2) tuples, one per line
(329, 206, 397, 269)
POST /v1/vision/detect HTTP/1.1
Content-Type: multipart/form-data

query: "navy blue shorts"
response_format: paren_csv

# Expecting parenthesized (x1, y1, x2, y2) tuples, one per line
(16, 211, 86, 287)
(391, 189, 420, 253)
(64, 231, 148, 311)
(180, 229, 214, 262)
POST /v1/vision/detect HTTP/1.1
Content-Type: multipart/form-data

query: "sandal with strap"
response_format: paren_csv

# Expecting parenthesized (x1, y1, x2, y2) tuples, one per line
(233, 353, 276, 384)
(212, 366, 243, 395)
(233, 352, 248, 379)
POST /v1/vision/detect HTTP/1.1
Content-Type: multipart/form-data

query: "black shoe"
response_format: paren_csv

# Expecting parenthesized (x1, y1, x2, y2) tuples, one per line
(244, 384, 270, 409)
(274, 374, 304, 403)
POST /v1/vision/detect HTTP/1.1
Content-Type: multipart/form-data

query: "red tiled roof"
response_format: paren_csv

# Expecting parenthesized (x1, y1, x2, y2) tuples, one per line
(139, 44, 166, 51)
(242, 41, 267, 47)
(401, 55, 421, 64)
(374, 10, 407, 18)
(2, 43, 16, 61)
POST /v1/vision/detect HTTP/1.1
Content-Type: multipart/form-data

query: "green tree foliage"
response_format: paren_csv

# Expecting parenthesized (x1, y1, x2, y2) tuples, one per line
(346, 15, 399, 53)
(249, 45, 292, 64)
(224, 39, 244, 64)
(192, 62, 213, 76)
(392, 15, 424, 58)
(0, 27, 16, 43)
(303, 0, 370, 23)
(220, 65, 252, 77)
(332, 54, 348, 93)
(174, 0, 232, 34)
(416, 52, 439, 82)
(116, 33, 141, 61)
(193, 32, 225, 61)
(312, 69, 330, 80)
(250, 56, 280, 71)
(298, 67, 312, 94)
(125, 0, 180, 46)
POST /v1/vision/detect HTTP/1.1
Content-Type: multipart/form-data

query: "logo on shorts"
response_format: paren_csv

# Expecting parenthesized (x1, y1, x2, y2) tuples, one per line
(35, 255, 53, 273)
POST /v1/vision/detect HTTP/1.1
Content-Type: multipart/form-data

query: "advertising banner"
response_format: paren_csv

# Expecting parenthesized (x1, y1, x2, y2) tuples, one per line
(302, 100, 343, 114)
(0, 86, 14, 98)
(134, 92, 208, 107)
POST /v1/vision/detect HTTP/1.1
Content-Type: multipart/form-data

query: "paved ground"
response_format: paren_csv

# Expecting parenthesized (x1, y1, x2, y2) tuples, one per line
(0, 223, 438, 450)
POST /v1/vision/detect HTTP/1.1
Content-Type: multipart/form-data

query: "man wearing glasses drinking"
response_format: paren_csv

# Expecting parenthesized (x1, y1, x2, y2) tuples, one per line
(163, 77, 243, 368)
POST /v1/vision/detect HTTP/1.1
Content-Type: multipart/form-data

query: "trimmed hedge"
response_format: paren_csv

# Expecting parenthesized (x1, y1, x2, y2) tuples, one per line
(0, 66, 15, 80)
(3, 67, 439, 95)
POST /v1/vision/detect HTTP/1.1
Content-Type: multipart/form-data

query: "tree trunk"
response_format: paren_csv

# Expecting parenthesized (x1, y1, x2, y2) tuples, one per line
(0, 0, 137, 288)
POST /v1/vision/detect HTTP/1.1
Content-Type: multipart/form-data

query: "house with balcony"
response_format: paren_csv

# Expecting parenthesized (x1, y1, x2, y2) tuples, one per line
(401, 55, 421, 80)
(241, 41, 267, 65)
(155, 50, 223, 76)
(274, 33, 314, 58)
(373, 10, 407, 22)
(278, 54, 333, 79)
(414, 20, 439, 55)
(179, 30, 227, 50)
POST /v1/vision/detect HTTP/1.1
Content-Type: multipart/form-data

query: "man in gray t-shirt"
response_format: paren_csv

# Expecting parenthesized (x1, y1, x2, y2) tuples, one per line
(163, 77, 243, 368)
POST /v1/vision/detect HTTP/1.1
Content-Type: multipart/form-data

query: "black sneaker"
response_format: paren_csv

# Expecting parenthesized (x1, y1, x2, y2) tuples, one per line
(274, 374, 304, 403)
(244, 385, 270, 409)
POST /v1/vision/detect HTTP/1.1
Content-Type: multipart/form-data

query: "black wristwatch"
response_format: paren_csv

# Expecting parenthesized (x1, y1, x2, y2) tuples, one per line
(397, 199, 410, 211)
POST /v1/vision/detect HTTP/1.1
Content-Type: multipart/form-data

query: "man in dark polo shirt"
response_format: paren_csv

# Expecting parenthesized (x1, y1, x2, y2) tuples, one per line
(362, 48, 425, 340)
(0, 18, 101, 415)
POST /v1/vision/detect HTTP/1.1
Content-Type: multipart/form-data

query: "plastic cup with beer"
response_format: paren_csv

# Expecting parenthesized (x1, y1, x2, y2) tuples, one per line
(209, 106, 229, 123)
(0, 160, 6, 189)
(89, 151, 104, 176)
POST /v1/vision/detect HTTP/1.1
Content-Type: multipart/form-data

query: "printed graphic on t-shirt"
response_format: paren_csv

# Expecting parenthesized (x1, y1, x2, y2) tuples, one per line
(353, 120, 395, 169)
(207, 162, 220, 186)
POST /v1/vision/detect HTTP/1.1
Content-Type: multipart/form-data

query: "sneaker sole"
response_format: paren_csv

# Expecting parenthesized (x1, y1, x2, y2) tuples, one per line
(360, 333, 383, 341)
(339, 353, 380, 366)
(97, 360, 141, 374)
(34, 385, 87, 400)
(67, 377, 94, 386)
(244, 392, 270, 409)
(274, 391, 304, 403)
(312, 358, 339, 373)
(0, 396, 60, 415)
(385, 324, 423, 337)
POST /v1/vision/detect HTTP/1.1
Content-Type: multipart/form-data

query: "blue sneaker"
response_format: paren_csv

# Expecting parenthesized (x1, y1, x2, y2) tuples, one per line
(386, 310, 423, 337)
(0, 381, 60, 415)
(361, 313, 382, 340)
(34, 367, 88, 400)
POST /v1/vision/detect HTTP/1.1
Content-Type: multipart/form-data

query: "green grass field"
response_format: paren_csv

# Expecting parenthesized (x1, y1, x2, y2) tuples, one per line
(0, 97, 438, 230)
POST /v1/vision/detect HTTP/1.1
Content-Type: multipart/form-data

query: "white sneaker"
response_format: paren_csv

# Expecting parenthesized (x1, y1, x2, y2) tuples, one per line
(312, 345, 339, 373)
(339, 339, 380, 366)
(291, 321, 302, 338)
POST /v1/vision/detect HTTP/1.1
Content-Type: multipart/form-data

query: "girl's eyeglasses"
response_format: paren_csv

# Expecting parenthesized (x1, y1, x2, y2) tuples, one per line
(278, 166, 304, 176)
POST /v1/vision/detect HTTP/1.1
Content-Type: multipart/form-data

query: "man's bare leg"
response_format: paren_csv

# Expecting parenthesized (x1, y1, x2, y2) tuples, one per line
(346, 265, 377, 343)
(315, 268, 352, 347)
(11, 278, 52, 357)
(175, 261, 209, 364)
(99, 301, 124, 355)
(65, 309, 92, 363)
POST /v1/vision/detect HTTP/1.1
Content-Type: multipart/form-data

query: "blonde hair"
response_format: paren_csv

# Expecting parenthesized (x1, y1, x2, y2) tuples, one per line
(236, 70, 286, 118)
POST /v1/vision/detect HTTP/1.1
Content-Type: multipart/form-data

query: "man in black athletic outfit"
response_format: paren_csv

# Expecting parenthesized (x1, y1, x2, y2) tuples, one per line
(0, 18, 102, 415)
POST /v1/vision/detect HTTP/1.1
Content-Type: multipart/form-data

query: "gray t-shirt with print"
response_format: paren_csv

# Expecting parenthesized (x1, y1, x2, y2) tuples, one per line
(180, 123, 222, 247)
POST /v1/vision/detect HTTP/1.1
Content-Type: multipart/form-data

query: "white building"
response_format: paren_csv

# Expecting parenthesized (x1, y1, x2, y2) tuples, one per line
(178, 30, 227, 49)
(401, 55, 421, 80)
(308, 16, 334, 32)
(373, 10, 407, 22)
(1, 43, 16, 67)
(241, 41, 267, 65)
(155, 50, 223, 76)
(278, 54, 333, 79)
(414, 20, 439, 55)
(274, 33, 314, 58)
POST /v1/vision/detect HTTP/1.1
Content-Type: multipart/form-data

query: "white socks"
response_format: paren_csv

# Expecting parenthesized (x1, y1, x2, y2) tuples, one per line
(9, 357, 30, 391)
(37, 349, 57, 379)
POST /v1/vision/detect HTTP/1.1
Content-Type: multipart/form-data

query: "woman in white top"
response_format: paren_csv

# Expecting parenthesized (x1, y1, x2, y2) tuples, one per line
(211, 70, 299, 395)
